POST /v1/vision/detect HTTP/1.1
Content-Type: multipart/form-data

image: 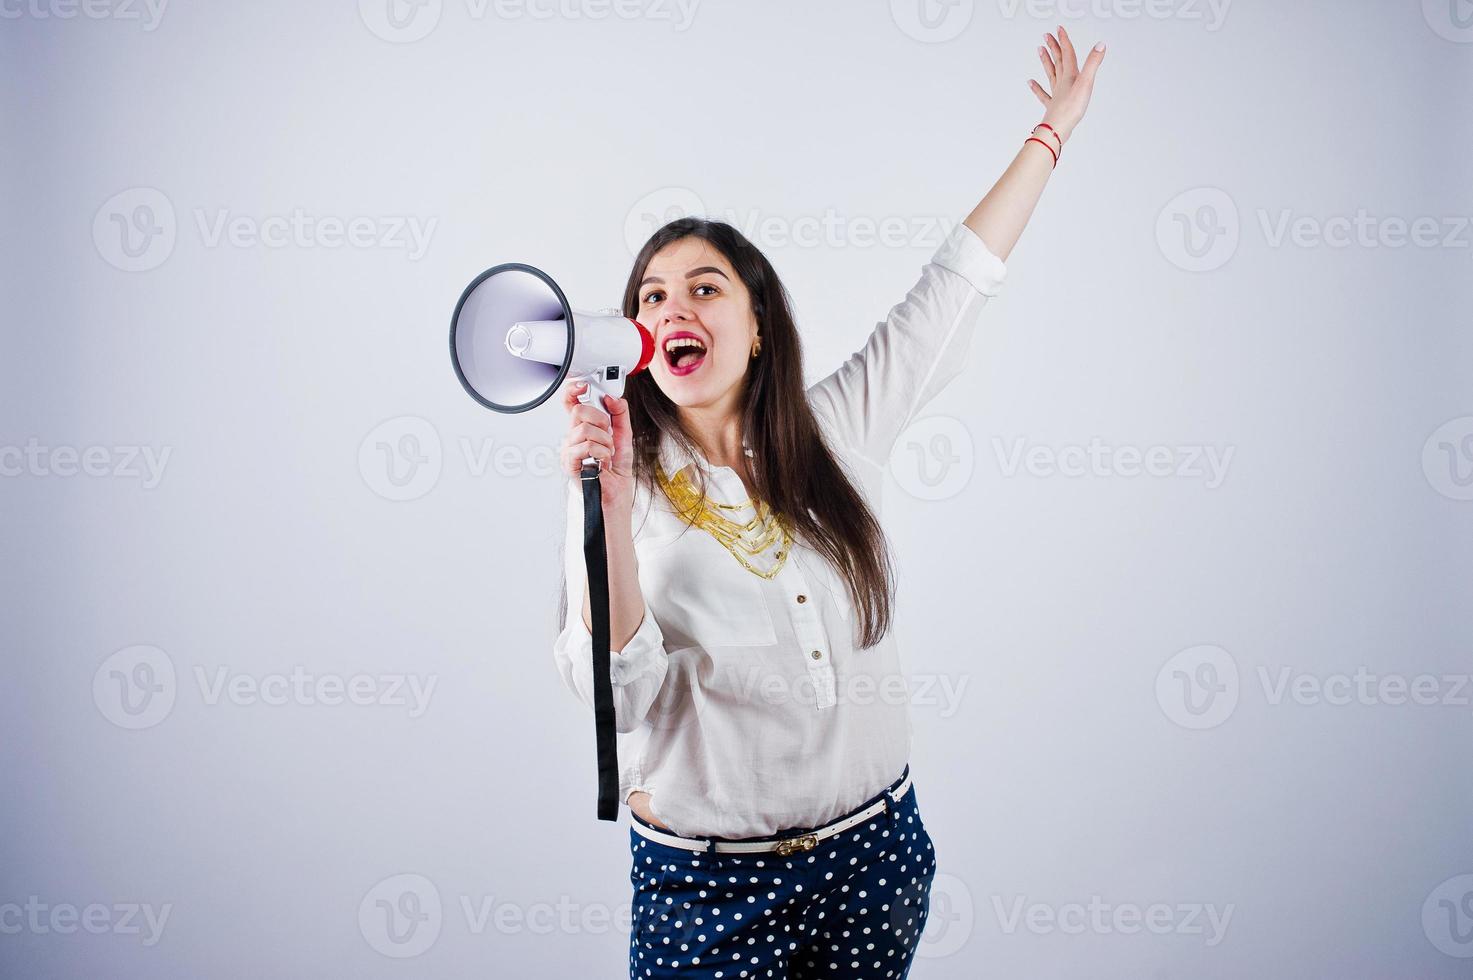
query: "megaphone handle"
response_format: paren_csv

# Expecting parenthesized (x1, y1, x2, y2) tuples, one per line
(576, 374, 625, 468)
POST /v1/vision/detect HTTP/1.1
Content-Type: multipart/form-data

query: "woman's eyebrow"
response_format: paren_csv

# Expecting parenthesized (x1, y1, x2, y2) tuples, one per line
(640, 266, 731, 287)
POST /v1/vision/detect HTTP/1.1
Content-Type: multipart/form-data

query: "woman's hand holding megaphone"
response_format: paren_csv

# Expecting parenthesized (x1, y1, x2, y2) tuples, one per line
(561, 378, 635, 517)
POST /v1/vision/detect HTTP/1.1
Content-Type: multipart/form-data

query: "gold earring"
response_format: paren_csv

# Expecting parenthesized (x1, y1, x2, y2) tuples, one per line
(750, 335, 762, 357)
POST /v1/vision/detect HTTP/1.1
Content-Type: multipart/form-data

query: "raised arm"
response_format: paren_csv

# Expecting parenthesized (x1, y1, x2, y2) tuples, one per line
(807, 27, 1106, 466)
(966, 25, 1106, 260)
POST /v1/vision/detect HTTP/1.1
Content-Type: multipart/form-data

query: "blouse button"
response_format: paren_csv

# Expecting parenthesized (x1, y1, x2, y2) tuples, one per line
(796, 594, 807, 604)
(810, 650, 823, 660)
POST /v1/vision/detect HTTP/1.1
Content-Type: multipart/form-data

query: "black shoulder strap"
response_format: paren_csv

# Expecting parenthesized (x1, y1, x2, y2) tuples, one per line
(581, 463, 619, 821)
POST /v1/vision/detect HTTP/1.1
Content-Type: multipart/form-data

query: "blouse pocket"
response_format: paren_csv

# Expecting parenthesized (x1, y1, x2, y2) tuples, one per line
(792, 547, 857, 645)
(643, 528, 778, 648)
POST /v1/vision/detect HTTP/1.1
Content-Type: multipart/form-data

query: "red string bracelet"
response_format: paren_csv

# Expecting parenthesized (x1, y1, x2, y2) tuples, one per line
(1024, 136, 1058, 167)
(1034, 122, 1063, 148)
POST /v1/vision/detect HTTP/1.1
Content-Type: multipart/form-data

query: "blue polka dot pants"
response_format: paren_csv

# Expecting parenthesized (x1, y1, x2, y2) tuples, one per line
(628, 772, 937, 979)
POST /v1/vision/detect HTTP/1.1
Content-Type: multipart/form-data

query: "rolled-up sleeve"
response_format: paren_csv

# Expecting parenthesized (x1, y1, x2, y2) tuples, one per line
(807, 221, 1008, 467)
(551, 480, 668, 732)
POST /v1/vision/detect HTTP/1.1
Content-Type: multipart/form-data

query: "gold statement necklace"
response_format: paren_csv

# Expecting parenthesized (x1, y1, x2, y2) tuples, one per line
(655, 463, 793, 580)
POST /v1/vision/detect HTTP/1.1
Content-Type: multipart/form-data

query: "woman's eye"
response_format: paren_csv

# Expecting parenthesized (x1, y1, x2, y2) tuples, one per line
(693, 284, 718, 297)
(642, 290, 664, 304)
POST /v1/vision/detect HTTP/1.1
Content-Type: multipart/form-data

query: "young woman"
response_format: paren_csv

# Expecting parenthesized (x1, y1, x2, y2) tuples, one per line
(552, 28, 1105, 980)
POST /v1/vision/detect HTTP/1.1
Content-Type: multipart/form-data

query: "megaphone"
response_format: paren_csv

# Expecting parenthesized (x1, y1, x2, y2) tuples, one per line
(449, 261, 656, 824)
(449, 262, 656, 459)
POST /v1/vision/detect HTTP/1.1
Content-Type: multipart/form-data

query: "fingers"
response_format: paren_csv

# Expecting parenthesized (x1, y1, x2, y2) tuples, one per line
(568, 419, 613, 451)
(603, 391, 629, 418)
(1079, 41, 1106, 85)
(602, 399, 634, 472)
(562, 379, 616, 426)
(1043, 30, 1064, 71)
(1028, 78, 1051, 107)
(1056, 24, 1077, 72)
(561, 378, 589, 412)
(1037, 44, 1056, 86)
(563, 438, 612, 475)
(559, 379, 630, 477)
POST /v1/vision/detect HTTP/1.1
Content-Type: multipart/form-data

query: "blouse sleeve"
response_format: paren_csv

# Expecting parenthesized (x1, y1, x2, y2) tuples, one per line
(550, 479, 669, 733)
(806, 221, 1008, 467)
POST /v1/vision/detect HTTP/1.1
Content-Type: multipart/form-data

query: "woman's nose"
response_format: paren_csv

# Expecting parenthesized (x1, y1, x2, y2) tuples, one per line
(660, 300, 692, 325)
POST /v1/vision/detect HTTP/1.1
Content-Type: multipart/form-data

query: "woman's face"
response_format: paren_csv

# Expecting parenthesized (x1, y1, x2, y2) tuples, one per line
(635, 236, 759, 410)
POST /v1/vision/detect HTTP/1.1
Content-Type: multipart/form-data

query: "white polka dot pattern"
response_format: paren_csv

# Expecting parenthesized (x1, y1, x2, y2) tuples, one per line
(627, 775, 937, 979)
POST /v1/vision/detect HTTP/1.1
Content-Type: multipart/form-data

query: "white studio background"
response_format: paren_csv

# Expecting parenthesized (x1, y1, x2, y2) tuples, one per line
(3, 1, 1471, 978)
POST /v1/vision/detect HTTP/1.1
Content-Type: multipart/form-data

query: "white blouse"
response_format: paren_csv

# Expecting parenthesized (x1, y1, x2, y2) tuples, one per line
(552, 221, 1008, 838)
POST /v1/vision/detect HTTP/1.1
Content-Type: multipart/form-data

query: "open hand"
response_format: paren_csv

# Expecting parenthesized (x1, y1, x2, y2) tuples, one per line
(1030, 25, 1106, 145)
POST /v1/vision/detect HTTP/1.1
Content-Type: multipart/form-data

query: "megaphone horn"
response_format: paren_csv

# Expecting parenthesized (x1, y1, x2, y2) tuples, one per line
(449, 262, 656, 452)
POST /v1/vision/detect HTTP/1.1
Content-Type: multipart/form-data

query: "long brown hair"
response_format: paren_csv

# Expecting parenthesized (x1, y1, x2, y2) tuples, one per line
(616, 217, 896, 648)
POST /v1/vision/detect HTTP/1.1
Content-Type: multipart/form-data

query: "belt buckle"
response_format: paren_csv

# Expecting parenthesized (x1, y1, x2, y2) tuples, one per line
(772, 833, 818, 857)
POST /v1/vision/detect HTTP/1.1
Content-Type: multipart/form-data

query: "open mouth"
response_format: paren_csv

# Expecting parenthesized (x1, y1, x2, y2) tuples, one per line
(663, 334, 708, 376)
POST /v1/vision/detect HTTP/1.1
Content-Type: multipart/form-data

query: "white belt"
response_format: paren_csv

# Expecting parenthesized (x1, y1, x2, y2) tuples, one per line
(630, 771, 913, 856)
